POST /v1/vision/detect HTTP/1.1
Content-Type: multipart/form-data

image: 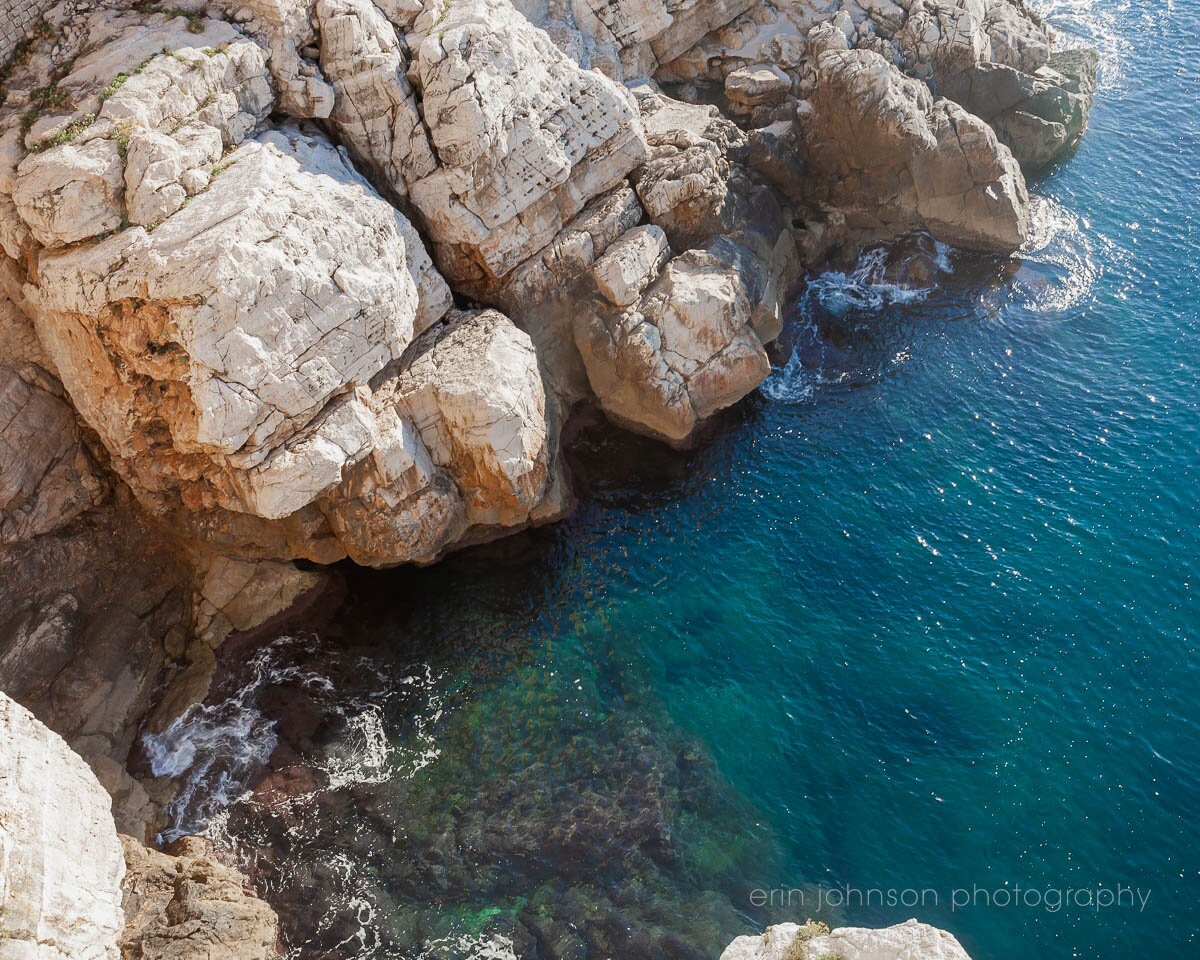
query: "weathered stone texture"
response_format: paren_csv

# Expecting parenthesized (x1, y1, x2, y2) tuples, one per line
(0, 0, 55, 65)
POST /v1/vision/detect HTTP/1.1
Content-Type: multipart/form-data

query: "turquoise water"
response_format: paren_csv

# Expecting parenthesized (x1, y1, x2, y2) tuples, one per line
(156, 2, 1200, 956)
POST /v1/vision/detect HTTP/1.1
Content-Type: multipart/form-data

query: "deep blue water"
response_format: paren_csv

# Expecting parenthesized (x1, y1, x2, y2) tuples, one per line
(154, 2, 1200, 957)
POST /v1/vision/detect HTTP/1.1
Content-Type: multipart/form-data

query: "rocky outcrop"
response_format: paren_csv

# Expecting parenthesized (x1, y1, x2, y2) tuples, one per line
(0, 691, 278, 960)
(322, 308, 568, 566)
(119, 835, 280, 960)
(961, 47, 1100, 171)
(404, 0, 650, 286)
(799, 22, 1029, 253)
(0, 692, 125, 959)
(1, 5, 568, 569)
(648, 0, 1094, 175)
(31, 128, 444, 549)
(480, 82, 795, 444)
(0, 0, 1096, 571)
(576, 246, 771, 443)
(312, 0, 434, 205)
(721, 919, 973, 960)
(0, 0, 1100, 955)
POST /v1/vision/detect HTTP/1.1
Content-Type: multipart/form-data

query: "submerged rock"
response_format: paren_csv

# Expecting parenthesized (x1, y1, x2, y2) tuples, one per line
(168, 609, 788, 960)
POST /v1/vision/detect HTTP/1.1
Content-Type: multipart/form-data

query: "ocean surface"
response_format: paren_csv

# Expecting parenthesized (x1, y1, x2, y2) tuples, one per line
(147, 2, 1200, 957)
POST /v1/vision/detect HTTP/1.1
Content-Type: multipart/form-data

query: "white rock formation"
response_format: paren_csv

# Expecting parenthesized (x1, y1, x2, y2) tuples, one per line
(31, 129, 434, 523)
(314, 0, 436, 203)
(577, 247, 770, 443)
(400, 310, 558, 526)
(593, 224, 671, 307)
(721, 919, 974, 960)
(0, 0, 1095, 575)
(405, 0, 650, 285)
(0, 693, 125, 960)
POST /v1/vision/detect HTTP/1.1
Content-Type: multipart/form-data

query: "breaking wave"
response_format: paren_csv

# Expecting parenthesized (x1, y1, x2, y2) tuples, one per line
(141, 638, 332, 842)
(150, 635, 449, 958)
(763, 239, 954, 403)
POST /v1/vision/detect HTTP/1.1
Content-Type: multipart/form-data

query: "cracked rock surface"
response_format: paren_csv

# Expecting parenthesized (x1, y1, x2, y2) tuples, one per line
(119, 835, 280, 960)
(0, 0, 1097, 952)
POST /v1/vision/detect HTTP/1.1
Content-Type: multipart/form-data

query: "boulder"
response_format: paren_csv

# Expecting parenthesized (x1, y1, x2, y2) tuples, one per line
(577, 247, 769, 444)
(882, 0, 1094, 171)
(800, 32, 1029, 253)
(966, 48, 1100, 170)
(721, 919, 973, 960)
(724, 64, 793, 114)
(393, 309, 558, 530)
(482, 183, 648, 402)
(806, 919, 974, 960)
(593, 224, 671, 306)
(12, 139, 126, 247)
(0, 692, 125, 960)
(319, 308, 565, 566)
(119, 835, 280, 960)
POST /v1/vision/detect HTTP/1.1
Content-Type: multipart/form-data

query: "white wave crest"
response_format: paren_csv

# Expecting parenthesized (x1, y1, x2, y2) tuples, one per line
(763, 241, 949, 403)
(1011, 194, 1112, 314)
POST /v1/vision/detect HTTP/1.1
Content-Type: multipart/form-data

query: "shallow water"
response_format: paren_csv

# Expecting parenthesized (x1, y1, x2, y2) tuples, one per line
(151, 1, 1200, 956)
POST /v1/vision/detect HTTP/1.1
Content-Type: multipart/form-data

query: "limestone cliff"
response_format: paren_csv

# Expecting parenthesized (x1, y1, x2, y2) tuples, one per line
(1, 0, 1092, 571)
(0, 0, 1095, 950)
(0, 692, 279, 959)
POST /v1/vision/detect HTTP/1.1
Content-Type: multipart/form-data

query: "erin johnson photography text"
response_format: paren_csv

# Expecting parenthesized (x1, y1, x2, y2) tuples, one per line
(749, 884, 1152, 914)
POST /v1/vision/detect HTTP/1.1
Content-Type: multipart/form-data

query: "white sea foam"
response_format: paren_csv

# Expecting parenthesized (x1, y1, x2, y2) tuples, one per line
(417, 934, 519, 960)
(762, 348, 818, 403)
(144, 636, 412, 844)
(148, 635, 451, 957)
(763, 241, 947, 403)
(1010, 194, 1115, 314)
(143, 641, 304, 842)
(1032, 0, 1131, 92)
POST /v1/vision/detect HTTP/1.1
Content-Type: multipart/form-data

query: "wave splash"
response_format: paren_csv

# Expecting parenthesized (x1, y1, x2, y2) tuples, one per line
(141, 638, 329, 842)
(145, 634, 450, 958)
(763, 239, 953, 403)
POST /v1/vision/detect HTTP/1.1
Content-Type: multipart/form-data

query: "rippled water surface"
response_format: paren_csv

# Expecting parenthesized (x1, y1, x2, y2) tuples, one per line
(153, 2, 1200, 957)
